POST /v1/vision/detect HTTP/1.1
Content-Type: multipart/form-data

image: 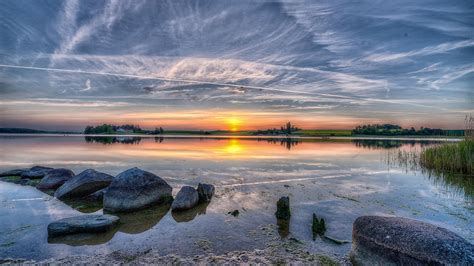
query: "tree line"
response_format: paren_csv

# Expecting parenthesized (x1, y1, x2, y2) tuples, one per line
(352, 124, 463, 136)
(84, 124, 165, 135)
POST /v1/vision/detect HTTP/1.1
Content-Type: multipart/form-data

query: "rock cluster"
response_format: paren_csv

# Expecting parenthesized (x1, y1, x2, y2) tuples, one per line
(172, 183, 215, 212)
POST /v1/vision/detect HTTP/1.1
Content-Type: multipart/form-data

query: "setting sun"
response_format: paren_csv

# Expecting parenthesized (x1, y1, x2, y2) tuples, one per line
(227, 117, 242, 132)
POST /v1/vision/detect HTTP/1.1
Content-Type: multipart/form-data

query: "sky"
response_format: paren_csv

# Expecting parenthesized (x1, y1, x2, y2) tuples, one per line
(0, 0, 473, 131)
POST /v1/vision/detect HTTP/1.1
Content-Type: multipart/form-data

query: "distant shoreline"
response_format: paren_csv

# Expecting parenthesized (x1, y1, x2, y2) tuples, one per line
(0, 133, 463, 141)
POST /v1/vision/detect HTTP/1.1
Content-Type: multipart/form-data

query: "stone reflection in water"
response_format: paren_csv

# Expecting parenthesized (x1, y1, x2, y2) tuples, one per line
(276, 219, 290, 238)
(113, 203, 171, 234)
(48, 226, 119, 246)
(49, 204, 171, 246)
(84, 136, 142, 145)
(172, 202, 209, 223)
(62, 198, 103, 214)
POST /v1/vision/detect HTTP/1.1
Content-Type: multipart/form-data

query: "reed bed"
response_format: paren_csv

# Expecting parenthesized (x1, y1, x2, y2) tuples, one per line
(420, 140, 473, 176)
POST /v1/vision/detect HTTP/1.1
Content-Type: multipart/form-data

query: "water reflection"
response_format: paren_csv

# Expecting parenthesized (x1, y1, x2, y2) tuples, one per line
(62, 198, 103, 213)
(49, 204, 171, 246)
(277, 219, 290, 238)
(84, 136, 142, 144)
(171, 202, 209, 223)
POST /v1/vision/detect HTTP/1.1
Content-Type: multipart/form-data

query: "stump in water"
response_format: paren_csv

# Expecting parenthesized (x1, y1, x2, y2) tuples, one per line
(275, 196, 291, 220)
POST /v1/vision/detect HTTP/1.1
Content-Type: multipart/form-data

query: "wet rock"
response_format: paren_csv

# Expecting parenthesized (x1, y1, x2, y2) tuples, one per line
(36, 168, 75, 190)
(47, 214, 119, 237)
(350, 216, 474, 265)
(171, 186, 199, 211)
(55, 169, 114, 199)
(21, 166, 53, 179)
(104, 167, 172, 212)
(84, 187, 108, 201)
(0, 168, 29, 177)
(275, 196, 291, 220)
(197, 183, 215, 202)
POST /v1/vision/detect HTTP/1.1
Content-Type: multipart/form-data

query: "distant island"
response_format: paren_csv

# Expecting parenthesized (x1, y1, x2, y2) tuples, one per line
(0, 122, 464, 137)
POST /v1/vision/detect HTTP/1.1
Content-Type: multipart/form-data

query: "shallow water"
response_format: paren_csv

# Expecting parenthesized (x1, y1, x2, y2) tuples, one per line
(0, 136, 472, 260)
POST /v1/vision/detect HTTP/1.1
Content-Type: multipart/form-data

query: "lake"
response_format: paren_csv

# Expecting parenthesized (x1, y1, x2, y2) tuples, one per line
(0, 135, 472, 261)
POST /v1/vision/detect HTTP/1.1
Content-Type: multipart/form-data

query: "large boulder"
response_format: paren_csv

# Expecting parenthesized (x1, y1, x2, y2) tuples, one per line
(103, 167, 172, 212)
(197, 183, 215, 202)
(0, 168, 29, 177)
(171, 186, 199, 211)
(47, 214, 120, 236)
(36, 168, 75, 190)
(55, 169, 114, 199)
(21, 166, 53, 179)
(350, 216, 474, 265)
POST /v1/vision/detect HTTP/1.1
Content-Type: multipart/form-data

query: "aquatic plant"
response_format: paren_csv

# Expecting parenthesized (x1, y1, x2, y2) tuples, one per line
(420, 140, 473, 176)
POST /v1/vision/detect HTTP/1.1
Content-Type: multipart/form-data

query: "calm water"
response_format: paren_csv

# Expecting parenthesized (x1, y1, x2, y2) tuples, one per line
(0, 136, 472, 260)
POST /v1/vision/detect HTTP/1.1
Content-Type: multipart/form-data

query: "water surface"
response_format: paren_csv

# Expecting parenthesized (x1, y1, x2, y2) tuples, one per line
(0, 136, 472, 260)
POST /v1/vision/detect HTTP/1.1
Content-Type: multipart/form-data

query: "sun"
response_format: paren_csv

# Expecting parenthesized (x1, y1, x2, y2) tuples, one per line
(227, 117, 242, 132)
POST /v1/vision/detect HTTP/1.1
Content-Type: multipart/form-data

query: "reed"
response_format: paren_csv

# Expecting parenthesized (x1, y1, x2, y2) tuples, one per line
(419, 140, 473, 176)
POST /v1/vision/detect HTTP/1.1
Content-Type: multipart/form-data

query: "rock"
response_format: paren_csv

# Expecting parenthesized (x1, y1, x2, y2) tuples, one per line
(47, 214, 119, 237)
(350, 216, 474, 265)
(197, 183, 215, 202)
(84, 187, 108, 201)
(36, 168, 75, 190)
(171, 186, 199, 211)
(0, 168, 29, 177)
(21, 166, 53, 179)
(104, 167, 172, 212)
(55, 169, 114, 199)
(275, 196, 291, 220)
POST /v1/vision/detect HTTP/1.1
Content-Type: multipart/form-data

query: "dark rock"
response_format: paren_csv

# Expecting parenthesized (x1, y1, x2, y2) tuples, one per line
(0, 168, 29, 177)
(47, 214, 119, 237)
(84, 187, 108, 201)
(350, 216, 474, 265)
(228, 210, 239, 217)
(103, 167, 172, 212)
(21, 166, 53, 179)
(36, 168, 75, 190)
(197, 183, 215, 202)
(171, 186, 199, 211)
(55, 169, 114, 199)
(275, 196, 291, 220)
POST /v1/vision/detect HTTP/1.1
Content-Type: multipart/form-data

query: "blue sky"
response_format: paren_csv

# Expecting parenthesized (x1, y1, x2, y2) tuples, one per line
(0, 0, 473, 130)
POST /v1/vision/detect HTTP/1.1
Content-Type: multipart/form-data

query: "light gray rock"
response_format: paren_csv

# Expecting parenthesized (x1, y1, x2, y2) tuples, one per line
(103, 167, 172, 212)
(197, 183, 215, 202)
(36, 168, 75, 190)
(55, 169, 114, 199)
(350, 216, 474, 265)
(0, 168, 29, 177)
(172, 186, 199, 211)
(21, 166, 53, 179)
(47, 214, 119, 236)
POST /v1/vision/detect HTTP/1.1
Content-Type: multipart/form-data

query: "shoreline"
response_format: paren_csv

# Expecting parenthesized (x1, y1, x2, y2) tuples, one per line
(0, 133, 463, 141)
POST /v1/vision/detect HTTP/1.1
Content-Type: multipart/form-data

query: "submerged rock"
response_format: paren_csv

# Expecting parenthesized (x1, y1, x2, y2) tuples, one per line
(275, 196, 291, 220)
(21, 166, 53, 179)
(104, 167, 172, 212)
(0, 168, 29, 177)
(47, 214, 120, 237)
(171, 186, 199, 211)
(350, 216, 474, 265)
(197, 183, 215, 202)
(36, 168, 75, 190)
(228, 210, 239, 217)
(55, 169, 114, 199)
